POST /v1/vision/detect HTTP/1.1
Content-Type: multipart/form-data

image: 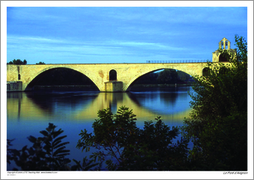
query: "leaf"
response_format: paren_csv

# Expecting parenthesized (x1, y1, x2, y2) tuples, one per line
(53, 147, 70, 157)
(52, 129, 64, 139)
(40, 130, 49, 137)
(21, 145, 27, 152)
(71, 159, 82, 170)
(53, 142, 70, 150)
(53, 135, 67, 145)
(27, 136, 37, 143)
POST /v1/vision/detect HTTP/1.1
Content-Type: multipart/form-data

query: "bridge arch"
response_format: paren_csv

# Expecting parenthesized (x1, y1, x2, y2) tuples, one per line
(24, 66, 99, 91)
(125, 67, 193, 91)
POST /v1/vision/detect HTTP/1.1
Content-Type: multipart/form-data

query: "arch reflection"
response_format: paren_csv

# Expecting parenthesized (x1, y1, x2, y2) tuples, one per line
(128, 86, 191, 115)
(7, 87, 193, 122)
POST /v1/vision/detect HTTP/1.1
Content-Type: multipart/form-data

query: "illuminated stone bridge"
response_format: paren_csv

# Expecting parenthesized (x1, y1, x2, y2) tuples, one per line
(6, 37, 235, 92)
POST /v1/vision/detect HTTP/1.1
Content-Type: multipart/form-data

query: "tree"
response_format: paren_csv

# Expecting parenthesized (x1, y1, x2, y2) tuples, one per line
(36, 62, 45, 64)
(7, 123, 99, 171)
(120, 116, 189, 170)
(77, 106, 189, 170)
(182, 35, 247, 170)
(157, 69, 178, 84)
(7, 139, 16, 165)
(8, 123, 71, 170)
(177, 71, 190, 82)
(7, 59, 27, 65)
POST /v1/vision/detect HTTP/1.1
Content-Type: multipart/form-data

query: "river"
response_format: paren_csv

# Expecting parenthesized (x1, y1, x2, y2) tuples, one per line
(7, 86, 193, 170)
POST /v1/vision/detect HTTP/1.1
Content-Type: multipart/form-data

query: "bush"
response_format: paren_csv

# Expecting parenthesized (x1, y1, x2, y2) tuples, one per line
(182, 35, 247, 170)
(77, 106, 189, 170)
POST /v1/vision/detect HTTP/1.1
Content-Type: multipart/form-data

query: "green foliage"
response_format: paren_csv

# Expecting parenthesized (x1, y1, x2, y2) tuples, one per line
(177, 70, 191, 82)
(182, 35, 247, 170)
(36, 62, 45, 64)
(77, 106, 138, 170)
(77, 106, 189, 170)
(235, 35, 247, 63)
(7, 59, 27, 65)
(188, 35, 247, 120)
(7, 139, 16, 165)
(121, 116, 189, 170)
(8, 123, 71, 171)
(71, 157, 99, 171)
(157, 69, 178, 84)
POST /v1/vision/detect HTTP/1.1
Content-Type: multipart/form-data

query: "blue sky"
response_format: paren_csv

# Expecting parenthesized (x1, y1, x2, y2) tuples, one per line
(5, 2, 249, 64)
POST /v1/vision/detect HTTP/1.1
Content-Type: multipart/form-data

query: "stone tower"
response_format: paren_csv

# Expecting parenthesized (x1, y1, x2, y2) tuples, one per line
(212, 37, 236, 62)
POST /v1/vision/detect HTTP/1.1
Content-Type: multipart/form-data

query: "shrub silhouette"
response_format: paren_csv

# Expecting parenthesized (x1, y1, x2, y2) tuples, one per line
(77, 106, 189, 170)
(8, 123, 71, 171)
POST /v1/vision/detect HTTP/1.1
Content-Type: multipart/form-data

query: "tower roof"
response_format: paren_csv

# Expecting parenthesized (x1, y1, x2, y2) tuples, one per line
(219, 37, 231, 50)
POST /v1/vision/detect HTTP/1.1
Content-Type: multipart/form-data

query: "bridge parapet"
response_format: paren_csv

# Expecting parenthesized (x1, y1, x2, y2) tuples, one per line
(146, 60, 209, 63)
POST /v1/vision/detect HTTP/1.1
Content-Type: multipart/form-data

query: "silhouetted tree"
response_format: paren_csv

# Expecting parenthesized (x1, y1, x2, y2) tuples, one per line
(177, 71, 190, 82)
(36, 62, 45, 64)
(77, 106, 189, 170)
(7, 123, 99, 171)
(7, 59, 27, 65)
(182, 35, 247, 170)
(8, 123, 71, 170)
(157, 69, 178, 84)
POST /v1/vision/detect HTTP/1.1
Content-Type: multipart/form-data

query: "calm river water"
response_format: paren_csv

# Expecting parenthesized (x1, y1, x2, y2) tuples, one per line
(7, 86, 193, 170)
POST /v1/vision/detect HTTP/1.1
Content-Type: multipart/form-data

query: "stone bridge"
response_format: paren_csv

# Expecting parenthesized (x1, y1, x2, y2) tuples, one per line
(6, 38, 235, 92)
(7, 62, 210, 92)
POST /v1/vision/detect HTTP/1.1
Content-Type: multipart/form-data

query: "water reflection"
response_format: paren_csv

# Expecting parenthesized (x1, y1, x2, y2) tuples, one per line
(26, 91, 99, 117)
(7, 87, 192, 122)
(7, 87, 193, 170)
(128, 86, 191, 115)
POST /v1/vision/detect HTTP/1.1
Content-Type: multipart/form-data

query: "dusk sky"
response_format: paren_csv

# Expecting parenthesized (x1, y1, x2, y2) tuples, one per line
(5, 2, 249, 64)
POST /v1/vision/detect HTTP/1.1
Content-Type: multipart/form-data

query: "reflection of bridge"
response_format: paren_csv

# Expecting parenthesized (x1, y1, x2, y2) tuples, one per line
(6, 37, 235, 92)
(7, 92, 191, 122)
